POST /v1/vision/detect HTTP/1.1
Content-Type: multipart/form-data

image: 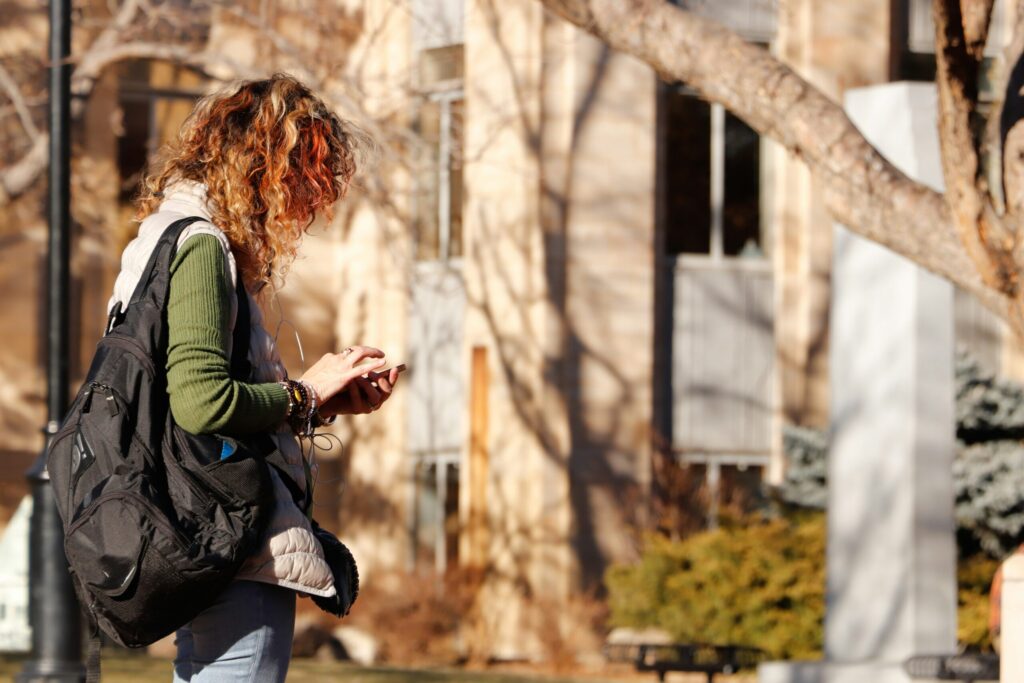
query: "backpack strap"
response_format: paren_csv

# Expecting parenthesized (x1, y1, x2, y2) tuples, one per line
(125, 216, 210, 311)
(120, 215, 252, 383)
(125, 216, 309, 510)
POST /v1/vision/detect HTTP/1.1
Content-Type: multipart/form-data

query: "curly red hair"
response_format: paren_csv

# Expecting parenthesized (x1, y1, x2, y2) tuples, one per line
(134, 73, 358, 292)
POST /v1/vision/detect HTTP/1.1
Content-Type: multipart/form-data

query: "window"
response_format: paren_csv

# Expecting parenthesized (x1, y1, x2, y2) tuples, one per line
(411, 455, 460, 573)
(406, 265, 467, 574)
(904, 0, 1005, 57)
(410, 0, 465, 262)
(410, 0, 464, 53)
(671, 0, 777, 43)
(116, 61, 205, 203)
(662, 85, 764, 259)
(413, 72, 463, 261)
(408, 1, 467, 574)
(676, 456, 767, 529)
(897, 0, 1006, 83)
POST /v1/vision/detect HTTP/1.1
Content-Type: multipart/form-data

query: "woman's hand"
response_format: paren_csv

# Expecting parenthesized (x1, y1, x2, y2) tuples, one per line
(319, 366, 401, 416)
(299, 345, 387, 407)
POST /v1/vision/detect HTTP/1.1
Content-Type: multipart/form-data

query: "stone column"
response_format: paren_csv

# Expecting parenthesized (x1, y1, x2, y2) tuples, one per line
(761, 82, 958, 683)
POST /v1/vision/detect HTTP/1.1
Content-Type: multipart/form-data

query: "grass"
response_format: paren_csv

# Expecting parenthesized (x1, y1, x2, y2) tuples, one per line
(0, 654, 638, 682)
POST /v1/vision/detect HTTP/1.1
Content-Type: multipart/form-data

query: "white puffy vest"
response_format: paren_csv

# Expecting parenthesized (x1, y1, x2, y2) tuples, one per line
(108, 179, 335, 598)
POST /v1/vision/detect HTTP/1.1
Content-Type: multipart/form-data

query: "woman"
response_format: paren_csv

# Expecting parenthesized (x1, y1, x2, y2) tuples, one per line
(107, 73, 396, 682)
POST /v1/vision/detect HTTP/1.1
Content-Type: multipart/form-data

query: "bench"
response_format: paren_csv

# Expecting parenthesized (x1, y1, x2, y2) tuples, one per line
(903, 654, 999, 682)
(604, 642, 766, 682)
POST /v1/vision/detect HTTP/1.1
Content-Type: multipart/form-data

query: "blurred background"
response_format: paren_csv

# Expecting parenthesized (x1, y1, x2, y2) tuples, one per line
(0, 0, 1021, 680)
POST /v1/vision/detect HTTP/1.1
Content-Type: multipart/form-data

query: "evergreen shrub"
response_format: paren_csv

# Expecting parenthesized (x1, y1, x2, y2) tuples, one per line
(779, 353, 1024, 559)
(958, 553, 998, 651)
(605, 513, 825, 660)
(605, 512, 997, 657)
(606, 352, 1015, 657)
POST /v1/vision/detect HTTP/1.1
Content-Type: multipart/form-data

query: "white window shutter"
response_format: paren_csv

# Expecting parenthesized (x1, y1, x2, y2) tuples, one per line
(411, 0, 465, 52)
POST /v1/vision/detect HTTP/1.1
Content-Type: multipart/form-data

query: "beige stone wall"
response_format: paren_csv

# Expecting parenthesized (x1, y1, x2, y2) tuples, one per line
(461, 0, 656, 659)
(463, 0, 547, 657)
(559, 30, 655, 579)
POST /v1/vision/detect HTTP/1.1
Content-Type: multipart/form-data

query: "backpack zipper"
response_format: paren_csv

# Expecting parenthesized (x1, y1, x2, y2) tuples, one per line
(97, 335, 156, 378)
(67, 489, 191, 554)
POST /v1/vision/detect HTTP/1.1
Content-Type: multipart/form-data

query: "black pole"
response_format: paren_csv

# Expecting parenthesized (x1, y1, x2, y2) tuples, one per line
(19, 0, 84, 680)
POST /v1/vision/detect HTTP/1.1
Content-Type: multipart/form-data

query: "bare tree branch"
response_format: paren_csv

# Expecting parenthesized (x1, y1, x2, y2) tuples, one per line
(963, 0, 997, 56)
(537, 0, 1013, 323)
(0, 0, 148, 207)
(0, 41, 252, 210)
(0, 135, 47, 204)
(0, 0, 413, 211)
(932, 0, 1017, 296)
(0, 63, 39, 139)
(69, 0, 144, 108)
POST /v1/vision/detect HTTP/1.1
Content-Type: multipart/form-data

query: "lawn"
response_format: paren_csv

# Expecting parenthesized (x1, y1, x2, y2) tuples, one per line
(0, 654, 754, 681)
(0, 655, 621, 682)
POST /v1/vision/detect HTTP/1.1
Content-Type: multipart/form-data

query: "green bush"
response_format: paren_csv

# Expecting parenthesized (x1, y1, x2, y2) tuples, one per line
(958, 553, 998, 651)
(606, 512, 1000, 659)
(605, 513, 825, 660)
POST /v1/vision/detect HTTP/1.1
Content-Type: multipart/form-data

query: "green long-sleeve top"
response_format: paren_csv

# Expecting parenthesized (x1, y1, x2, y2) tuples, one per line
(166, 233, 290, 436)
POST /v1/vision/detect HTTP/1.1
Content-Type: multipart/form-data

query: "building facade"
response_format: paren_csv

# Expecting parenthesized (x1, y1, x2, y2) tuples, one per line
(0, 0, 1019, 661)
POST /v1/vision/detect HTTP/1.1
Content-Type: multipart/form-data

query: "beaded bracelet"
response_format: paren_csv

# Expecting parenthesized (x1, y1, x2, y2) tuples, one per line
(280, 378, 332, 437)
(279, 379, 308, 418)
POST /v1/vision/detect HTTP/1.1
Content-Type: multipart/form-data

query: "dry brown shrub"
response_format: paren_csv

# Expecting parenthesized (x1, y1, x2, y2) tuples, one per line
(331, 566, 486, 666)
(530, 588, 610, 673)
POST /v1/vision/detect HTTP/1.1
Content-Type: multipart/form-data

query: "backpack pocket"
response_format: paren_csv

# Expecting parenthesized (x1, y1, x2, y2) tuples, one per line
(172, 429, 270, 504)
(65, 490, 190, 599)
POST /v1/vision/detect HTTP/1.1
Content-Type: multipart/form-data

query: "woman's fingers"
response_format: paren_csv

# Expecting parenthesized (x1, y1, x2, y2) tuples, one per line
(302, 357, 386, 402)
(343, 346, 384, 367)
(300, 347, 394, 406)
(347, 382, 367, 414)
(344, 358, 386, 383)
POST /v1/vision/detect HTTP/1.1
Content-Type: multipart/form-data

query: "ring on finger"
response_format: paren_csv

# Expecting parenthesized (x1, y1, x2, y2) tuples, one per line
(342, 347, 354, 357)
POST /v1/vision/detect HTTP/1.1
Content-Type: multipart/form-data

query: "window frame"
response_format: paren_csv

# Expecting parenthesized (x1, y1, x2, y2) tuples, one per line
(661, 83, 769, 267)
(412, 53, 464, 263)
(408, 449, 461, 575)
(674, 451, 769, 529)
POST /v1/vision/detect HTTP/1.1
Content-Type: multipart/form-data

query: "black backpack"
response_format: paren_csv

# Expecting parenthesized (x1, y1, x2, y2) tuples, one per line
(46, 216, 296, 648)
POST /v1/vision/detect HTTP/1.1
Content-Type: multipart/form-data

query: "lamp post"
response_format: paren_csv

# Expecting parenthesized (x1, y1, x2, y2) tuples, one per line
(18, 0, 85, 680)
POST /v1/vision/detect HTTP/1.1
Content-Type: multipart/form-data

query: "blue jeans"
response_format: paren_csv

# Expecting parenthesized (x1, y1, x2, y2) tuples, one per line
(172, 580, 296, 683)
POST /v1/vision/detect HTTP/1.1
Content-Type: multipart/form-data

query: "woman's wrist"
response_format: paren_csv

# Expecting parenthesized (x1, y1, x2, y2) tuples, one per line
(279, 378, 332, 436)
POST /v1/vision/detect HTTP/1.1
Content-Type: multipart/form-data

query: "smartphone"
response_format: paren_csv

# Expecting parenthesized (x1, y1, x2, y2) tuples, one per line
(372, 362, 407, 378)
(361, 363, 407, 385)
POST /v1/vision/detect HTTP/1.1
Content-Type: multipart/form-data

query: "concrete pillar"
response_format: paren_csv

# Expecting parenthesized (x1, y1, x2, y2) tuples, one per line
(825, 83, 957, 680)
(760, 82, 958, 683)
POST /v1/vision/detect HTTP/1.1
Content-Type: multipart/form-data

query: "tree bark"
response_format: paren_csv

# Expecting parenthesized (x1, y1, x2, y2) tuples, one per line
(537, 0, 1017, 327)
(932, 0, 1017, 296)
